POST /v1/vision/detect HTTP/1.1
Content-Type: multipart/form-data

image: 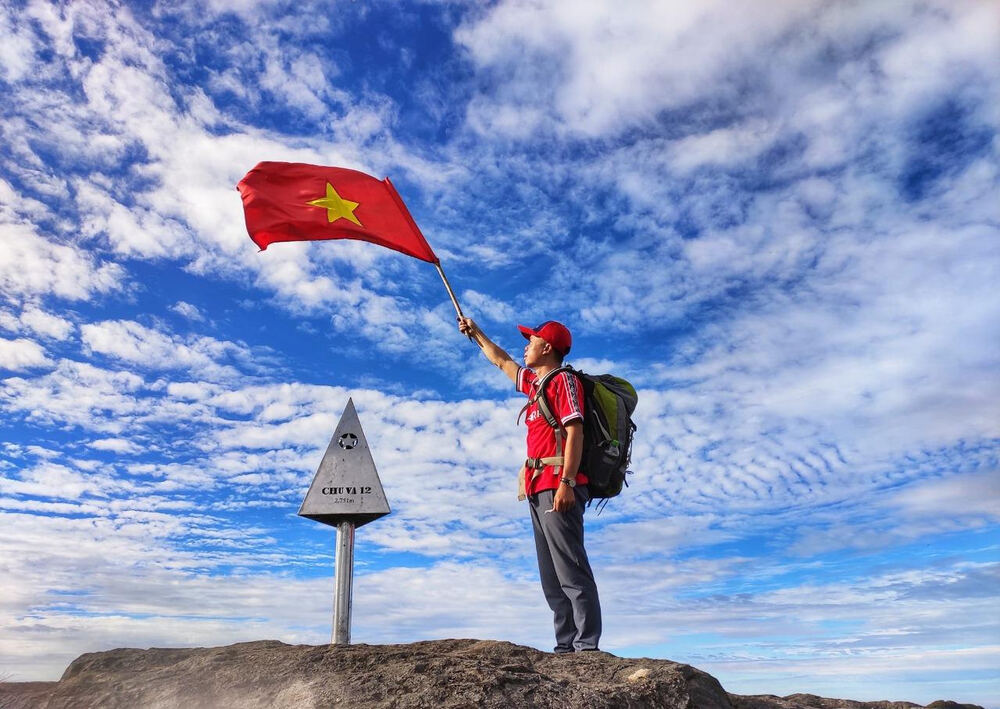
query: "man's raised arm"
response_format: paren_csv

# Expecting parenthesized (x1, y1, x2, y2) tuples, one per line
(458, 317, 520, 383)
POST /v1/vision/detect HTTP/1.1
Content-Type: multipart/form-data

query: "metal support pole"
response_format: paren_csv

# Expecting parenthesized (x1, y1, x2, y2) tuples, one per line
(332, 521, 355, 644)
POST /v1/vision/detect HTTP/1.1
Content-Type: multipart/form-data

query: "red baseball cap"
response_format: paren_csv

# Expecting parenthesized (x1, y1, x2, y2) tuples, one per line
(517, 320, 572, 356)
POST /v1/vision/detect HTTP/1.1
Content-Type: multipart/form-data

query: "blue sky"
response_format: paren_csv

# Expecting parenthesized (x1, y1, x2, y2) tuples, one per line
(1, 0, 998, 704)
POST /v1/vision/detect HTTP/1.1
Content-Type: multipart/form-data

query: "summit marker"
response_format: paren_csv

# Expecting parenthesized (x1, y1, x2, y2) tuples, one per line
(299, 398, 390, 644)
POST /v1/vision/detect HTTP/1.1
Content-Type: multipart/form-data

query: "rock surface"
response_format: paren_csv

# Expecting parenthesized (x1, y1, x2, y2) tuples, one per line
(731, 695, 982, 709)
(0, 681, 56, 709)
(0, 639, 985, 709)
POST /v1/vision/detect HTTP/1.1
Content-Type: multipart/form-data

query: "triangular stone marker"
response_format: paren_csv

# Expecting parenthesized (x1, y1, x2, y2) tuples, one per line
(298, 398, 391, 528)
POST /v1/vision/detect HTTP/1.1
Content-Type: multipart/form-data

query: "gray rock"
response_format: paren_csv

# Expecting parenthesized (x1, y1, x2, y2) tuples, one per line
(11, 639, 731, 709)
(731, 693, 925, 709)
(731, 695, 984, 709)
(0, 681, 57, 709)
(0, 639, 984, 709)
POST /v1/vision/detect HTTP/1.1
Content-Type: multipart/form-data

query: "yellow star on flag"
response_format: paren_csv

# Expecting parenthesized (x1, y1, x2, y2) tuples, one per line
(307, 183, 363, 226)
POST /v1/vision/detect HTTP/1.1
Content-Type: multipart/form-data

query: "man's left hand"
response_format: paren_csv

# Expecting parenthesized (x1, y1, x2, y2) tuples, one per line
(553, 482, 576, 513)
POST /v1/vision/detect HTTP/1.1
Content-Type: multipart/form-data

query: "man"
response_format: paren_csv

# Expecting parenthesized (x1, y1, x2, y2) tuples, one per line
(458, 316, 602, 653)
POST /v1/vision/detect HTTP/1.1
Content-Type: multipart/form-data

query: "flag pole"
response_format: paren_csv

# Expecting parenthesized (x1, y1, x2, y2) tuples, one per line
(434, 261, 464, 320)
(435, 261, 482, 345)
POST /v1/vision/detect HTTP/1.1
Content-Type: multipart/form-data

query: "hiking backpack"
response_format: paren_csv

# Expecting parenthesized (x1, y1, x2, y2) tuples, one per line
(531, 366, 638, 501)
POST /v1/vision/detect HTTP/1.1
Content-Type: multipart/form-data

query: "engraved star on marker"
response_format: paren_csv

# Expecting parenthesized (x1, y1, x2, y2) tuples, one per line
(307, 183, 363, 226)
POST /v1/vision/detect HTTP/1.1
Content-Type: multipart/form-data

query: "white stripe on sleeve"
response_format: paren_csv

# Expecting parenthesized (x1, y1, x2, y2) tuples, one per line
(559, 372, 583, 419)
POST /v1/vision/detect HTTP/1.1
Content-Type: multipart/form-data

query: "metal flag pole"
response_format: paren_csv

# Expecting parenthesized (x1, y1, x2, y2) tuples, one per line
(434, 260, 464, 319)
(332, 520, 355, 644)
(435, 261, 481, 345)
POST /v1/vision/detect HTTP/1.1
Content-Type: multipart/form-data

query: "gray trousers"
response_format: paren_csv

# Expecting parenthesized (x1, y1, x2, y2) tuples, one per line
(528, 487, 602, 652)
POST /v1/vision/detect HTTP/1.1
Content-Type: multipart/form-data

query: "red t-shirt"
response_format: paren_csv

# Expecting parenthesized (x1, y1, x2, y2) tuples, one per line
(517, 367, 588, 496)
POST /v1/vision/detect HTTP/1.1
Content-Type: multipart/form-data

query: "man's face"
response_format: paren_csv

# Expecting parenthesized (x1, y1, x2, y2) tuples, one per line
(524, 335, 549, 367)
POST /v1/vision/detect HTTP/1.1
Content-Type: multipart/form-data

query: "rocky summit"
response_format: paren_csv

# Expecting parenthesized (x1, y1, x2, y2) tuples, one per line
(0, 639, 985, 709)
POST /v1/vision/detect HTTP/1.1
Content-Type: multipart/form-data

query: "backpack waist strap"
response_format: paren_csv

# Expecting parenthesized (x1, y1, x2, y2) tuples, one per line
(525, 455, 564, 470)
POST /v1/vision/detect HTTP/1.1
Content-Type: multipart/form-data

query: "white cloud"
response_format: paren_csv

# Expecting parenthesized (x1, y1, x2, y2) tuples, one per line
(0, 9, 37, 83)
(18, 306, 75, 340)
(456, 0, 818, 137)
(80, 319, 250, 382)
(0, 221, 124, 302)
(1, 359, 146, 433)
(892, 470, 1000, 520)
(75, 180, 189, 259)
(170, 301, 205, 322)
(457, 0, 999, 143)
(166, 381, 222, 400)
(0, 178, 48, 222)
(669, 120, 779, 173)
(0, 461, 121, 500)
(88, 438, 142, 455)
(460, 290, 516, 324)
(0, 337, 52, 370)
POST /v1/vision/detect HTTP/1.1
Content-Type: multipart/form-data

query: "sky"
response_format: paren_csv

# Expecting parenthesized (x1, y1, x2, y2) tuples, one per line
(0, 0, 998, 704)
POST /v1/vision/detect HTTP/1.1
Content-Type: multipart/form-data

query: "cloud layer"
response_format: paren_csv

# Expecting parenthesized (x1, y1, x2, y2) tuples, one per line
(0, 0, 997, 705)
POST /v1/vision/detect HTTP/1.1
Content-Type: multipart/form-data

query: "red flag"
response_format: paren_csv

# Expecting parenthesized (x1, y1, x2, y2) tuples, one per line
(236, 162, 438, 263)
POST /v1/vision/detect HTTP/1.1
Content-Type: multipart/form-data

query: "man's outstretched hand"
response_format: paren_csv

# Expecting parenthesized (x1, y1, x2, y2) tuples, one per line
(458, 316, 481, 342)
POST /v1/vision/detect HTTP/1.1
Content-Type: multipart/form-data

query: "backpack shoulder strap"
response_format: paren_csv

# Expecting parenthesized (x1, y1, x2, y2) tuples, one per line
(516, 365, 572, 427)
(533, 366, 572, 429)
